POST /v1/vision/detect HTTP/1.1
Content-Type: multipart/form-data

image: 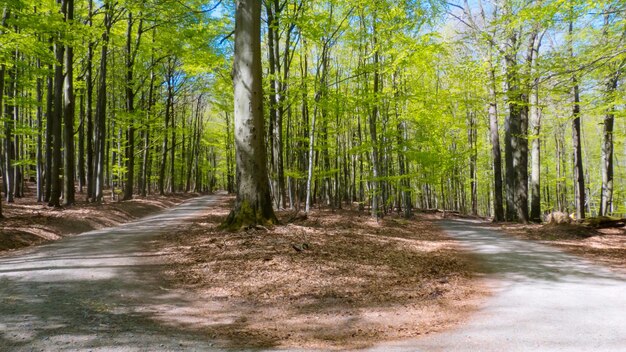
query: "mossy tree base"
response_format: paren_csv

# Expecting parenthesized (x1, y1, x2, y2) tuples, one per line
(221, 198, 278, 231)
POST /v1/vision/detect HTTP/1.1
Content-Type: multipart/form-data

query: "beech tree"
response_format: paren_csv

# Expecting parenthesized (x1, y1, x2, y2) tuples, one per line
(222, 0, 277, 229)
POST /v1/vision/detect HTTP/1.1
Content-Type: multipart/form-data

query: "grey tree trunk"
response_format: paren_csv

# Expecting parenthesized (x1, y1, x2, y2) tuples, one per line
(488, 60, 504, 222)
(224, 0, 278, 229)
(305, 99, 316, 214)
(369, 25, 381, 219)
(123, 12, 142, 201)
(49, 30, 64, 207)
(86, 0, 94, 200)
(223, 0, 277, 229)
(94, 5, 111, 203)
(569, 18, 585, 220)
(0, 7, 7, 215)
(36, 59, 44, 202)
(45, 62, 53, 202)
(504, 53, 518, 222)
(4, 55, 16, 204)
(599, 11, 621, 216)
(529, 82, 542, 222)
(63, 0, 75, 206)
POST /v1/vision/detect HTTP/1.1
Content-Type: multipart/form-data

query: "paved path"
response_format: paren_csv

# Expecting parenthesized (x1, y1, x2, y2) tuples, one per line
(365, 220, 626, 352)
(2, 203, 626, 351)
(0, 196, 222, 352)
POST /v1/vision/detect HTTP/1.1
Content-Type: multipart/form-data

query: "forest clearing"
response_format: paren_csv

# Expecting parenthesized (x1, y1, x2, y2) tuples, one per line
(2, 0, 626, 350)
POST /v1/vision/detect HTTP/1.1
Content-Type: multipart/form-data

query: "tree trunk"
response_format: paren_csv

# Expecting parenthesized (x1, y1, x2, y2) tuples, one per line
(600, 10, 620, 216)
(63, 0, 75, 206)
(123, 12, 142, 201)
(570, 17, 585, 220)
(369, 23, 381, 219)
(225, 112, 234, 193)
(158, 68, 172, 195)
(49, 27, 64, 207)
(36, 59, 44, 202)
(223, 0, 277, 229)
(45, 61, 53, 202)
(94, 4, 111, 203)
(529, 81, 542, 221)
(488, 57, 504, 221)
(468, 111, 478, 216)
(4, 49, 16, 204)
(0, 7, 7, 216)
(86, 0, 94, 200)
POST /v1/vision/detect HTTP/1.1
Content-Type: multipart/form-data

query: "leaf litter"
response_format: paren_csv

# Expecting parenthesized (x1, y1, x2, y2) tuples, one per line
(152, 195, 490, 350)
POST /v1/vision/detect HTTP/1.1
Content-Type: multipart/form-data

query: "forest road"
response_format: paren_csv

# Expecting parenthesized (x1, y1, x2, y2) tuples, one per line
(365, 219, 626, 352)
(2, 204, 626, 352)
(0, 195, 223, 352)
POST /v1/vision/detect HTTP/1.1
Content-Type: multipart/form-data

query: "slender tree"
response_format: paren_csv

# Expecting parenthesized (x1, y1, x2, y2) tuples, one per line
(63, 0, 76, 206)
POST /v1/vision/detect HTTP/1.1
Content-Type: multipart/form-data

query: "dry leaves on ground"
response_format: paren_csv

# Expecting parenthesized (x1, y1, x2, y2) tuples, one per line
(153, 196, 489, 350)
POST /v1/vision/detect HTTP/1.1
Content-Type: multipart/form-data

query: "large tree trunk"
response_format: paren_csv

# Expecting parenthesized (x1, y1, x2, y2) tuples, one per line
(504, 40, 529, 223)
(223, 0, 277, 229)
(63, 0, 76, 206)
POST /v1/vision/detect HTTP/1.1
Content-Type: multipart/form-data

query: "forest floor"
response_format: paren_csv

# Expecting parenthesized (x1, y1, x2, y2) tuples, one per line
(152, 195, 489, 350)
(490, 222, 626, 272)
(1, 195, 625, 351)
(0, 183, 198, 253)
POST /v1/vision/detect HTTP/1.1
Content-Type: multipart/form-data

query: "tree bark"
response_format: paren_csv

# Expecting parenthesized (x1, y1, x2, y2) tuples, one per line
(36, 59, 44, 202)
(503, 52, 517, 222)
(569, 16, 585, 220)
(94, 4, 111, 203)
(86, 0, 94, 200)
(63, 0, 76, 206)
(369, 21, 381, 219)
(600, 11, 621, 216)
(529, 81, 542, 221)
(488, 55, 504, 221)
(0, 7, 7, 216)
(223, 0, 277, 229)
(123, 12, 142, 200)
(49, 17, 64, 207)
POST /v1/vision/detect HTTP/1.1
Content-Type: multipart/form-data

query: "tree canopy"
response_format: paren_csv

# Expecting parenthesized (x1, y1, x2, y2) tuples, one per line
(1, 0, 625, 223)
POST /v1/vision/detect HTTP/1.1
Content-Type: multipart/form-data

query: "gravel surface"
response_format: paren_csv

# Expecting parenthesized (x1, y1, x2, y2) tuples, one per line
(364, 220, 626, 352)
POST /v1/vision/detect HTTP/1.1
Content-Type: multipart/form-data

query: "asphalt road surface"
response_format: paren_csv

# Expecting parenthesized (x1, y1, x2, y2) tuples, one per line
(1, 199, 625, 351)
(365, 220, 626, 352)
